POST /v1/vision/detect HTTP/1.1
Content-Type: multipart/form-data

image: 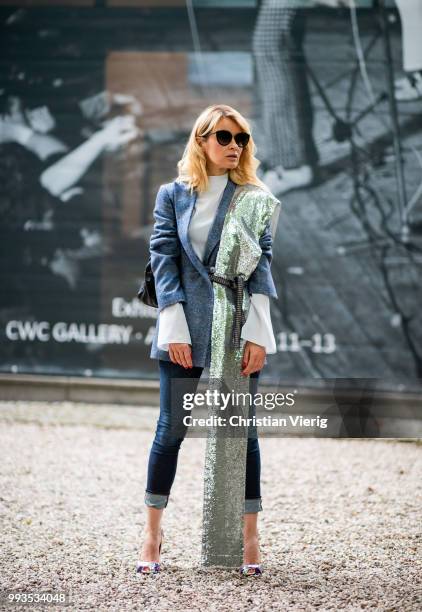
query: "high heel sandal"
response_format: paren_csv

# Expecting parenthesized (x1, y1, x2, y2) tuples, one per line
(239, 563, 263, 577)
(239, 538, 263, 577)
(136, 528, 164, 575)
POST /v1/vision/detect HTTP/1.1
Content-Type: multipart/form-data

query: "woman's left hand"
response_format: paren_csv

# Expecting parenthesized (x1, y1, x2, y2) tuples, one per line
(241, 340, 266, 376)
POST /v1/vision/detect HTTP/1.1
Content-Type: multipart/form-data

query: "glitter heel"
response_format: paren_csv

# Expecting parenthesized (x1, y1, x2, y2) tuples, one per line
(239, 563, 263, 577)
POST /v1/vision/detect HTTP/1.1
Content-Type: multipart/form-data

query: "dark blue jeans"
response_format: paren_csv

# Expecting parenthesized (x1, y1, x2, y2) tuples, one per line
(145, 359, 263, 513)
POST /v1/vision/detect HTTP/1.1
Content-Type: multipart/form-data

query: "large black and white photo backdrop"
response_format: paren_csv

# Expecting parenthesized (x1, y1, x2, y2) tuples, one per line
(1, 0, 421, 394)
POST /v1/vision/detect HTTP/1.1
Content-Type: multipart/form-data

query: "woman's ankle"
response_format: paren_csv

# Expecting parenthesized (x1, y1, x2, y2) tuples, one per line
(243, 534, 261, 564)
(143, 525, 162, 537)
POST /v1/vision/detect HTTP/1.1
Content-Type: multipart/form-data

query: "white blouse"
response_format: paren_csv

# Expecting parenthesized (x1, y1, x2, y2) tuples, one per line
(157, 173, 277, 354)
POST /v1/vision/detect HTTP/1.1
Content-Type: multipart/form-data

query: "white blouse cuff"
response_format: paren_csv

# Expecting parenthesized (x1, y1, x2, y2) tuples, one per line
(240, 293, 277, 354)
(157, 302, 192, 351)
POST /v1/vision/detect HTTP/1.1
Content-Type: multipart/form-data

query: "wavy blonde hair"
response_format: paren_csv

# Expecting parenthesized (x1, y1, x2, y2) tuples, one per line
(176, 103, 267, 194)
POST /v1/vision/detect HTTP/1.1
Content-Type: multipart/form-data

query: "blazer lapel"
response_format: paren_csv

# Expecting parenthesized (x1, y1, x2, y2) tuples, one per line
(176, 178, 237, 281)
(176, 186, 205, 280)
(202, 178, 236, 266)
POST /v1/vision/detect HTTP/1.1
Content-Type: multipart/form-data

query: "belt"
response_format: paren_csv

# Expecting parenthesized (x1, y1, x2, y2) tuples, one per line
(207, 267, 246, 350)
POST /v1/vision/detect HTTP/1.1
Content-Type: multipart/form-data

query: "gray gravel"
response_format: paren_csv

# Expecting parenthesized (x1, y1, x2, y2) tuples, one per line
(0, 400, 421, 612)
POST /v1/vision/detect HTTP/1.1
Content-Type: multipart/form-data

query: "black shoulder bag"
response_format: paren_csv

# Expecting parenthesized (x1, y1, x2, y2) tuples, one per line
(137, 257, 158, 309)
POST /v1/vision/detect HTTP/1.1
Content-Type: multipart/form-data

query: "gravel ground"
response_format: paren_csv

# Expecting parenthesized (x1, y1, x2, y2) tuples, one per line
(0, 400, 421, 612)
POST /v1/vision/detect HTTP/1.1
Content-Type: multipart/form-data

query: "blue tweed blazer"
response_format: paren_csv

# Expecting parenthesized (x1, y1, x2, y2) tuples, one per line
(149, 177, 278, 368)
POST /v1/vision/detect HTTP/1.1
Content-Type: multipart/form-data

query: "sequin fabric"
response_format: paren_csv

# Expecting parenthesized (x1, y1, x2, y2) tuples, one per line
(201, 184, 281, 567)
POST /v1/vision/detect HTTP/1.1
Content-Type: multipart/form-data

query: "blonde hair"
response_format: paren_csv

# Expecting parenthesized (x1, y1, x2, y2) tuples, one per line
(176, 103, 267, 194)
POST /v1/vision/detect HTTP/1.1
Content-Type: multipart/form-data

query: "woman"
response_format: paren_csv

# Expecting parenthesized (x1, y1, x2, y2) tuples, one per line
(137, 104, 281, 577)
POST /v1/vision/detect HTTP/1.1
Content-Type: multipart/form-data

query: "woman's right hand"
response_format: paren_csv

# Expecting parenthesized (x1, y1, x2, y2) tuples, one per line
(168, 343, 193, 369)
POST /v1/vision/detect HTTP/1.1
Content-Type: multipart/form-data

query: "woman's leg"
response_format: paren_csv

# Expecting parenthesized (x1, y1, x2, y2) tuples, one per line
(145, 359, 204, 507)
(139, 506, 165, 563)
(140, 359, 203, 561)
(243, 370, 263, 567)
(243, 512, 261, 567)
(244, 369, 262, 513)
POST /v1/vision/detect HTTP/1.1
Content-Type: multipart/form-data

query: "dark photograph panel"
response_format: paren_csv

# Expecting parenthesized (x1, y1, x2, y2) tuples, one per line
(0, 0, 421, 393)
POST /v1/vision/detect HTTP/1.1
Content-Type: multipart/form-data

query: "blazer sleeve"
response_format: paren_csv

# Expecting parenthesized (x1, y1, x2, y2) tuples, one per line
(246, 221, 278, 299)
(150, 184, 187, 312)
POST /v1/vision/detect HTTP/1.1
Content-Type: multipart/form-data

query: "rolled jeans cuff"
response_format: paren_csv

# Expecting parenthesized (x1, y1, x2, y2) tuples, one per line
(145, 491, 168, 509)
(244, 498, 263, 513)
(145, 493, 262, 513)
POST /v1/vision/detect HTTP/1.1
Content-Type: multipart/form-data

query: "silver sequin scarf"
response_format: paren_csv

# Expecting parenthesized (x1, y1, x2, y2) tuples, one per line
(201, 183, 281, 567)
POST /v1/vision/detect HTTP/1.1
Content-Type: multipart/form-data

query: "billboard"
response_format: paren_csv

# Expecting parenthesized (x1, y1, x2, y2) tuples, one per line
(0, 1, 421, 391)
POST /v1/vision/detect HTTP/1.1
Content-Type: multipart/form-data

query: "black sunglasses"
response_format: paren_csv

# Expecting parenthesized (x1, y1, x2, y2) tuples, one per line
(203, 129, 250, 148)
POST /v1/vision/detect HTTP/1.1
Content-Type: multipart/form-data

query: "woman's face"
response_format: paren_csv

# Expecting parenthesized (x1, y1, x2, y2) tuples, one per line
(199, 116, 245, 176)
